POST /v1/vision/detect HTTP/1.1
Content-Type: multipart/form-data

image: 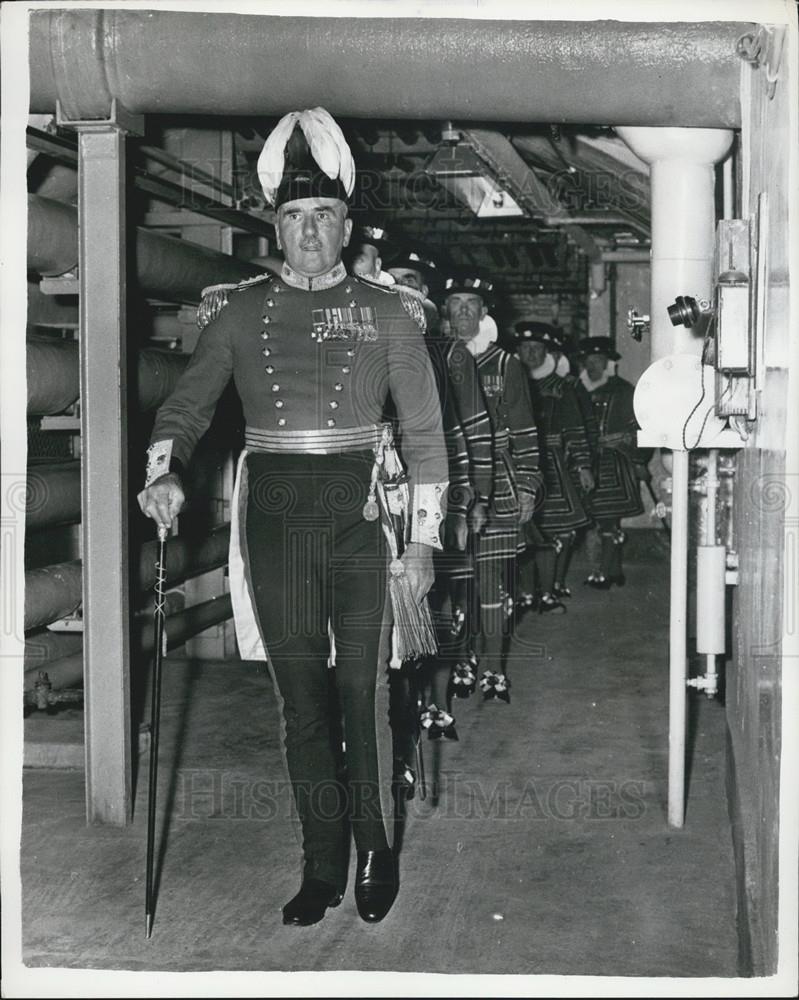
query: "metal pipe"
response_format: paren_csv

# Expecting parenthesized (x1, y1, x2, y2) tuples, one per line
(29, 10, 747, 126)
(23, 593, 233, 701)
(615, 127, 734, 360)
(24, 525, 231, 630)
(27, 339, 189, 416)
(25, 461, 81, 529)
(668, 449, 690, 827)
(24, 560, 83, 632)
(690, 449, 723, 699)
(614, 129, 734, 829)
(28, 195, 261, 303)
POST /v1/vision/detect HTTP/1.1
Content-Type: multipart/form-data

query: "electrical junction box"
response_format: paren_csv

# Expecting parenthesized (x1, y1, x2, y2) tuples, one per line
(713, 194, 767, 421)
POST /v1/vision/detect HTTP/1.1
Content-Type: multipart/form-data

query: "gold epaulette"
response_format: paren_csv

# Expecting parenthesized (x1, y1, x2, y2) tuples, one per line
(396, 287, 427, 333)
(196, 273, 272, 331)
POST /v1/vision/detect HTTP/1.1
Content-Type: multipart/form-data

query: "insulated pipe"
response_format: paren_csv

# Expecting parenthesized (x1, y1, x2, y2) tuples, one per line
(25, 461, 81, 529)
(615, 128, 734, 359)
(29, 10, 747, 126)
(26, 339, 190, 415)
(24, 525, 231, 630)
(28, 195, 262, 303)
(24, 560, 83, 632)
(23, 593, 233, 699)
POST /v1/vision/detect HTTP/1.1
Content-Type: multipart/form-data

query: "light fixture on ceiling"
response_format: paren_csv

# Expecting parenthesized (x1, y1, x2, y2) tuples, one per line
(424, 133, 525, 219)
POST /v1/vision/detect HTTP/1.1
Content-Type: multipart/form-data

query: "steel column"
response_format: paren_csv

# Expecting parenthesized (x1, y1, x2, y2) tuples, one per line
(75, 120, 133, 826)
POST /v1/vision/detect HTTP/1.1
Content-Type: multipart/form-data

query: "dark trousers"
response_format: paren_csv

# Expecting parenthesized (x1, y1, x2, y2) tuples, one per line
(245, 451, 389, 888)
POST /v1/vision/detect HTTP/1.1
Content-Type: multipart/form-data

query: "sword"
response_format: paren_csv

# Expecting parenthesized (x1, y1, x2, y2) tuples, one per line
(145, 524, 168, 938)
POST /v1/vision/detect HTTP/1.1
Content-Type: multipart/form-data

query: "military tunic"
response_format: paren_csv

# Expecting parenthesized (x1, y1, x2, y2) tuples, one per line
(146, 260, 448, 886)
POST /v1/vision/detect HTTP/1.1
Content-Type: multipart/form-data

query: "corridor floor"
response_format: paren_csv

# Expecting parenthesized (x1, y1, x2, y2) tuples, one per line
(16, 543, 741, 984)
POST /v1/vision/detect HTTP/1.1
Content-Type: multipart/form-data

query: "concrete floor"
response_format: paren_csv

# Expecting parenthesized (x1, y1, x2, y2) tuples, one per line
(19, 544, 741, 979)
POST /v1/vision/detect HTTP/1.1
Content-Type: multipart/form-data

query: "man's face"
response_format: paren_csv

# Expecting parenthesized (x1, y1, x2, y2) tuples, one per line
(351, 243, 381, 279)
(584, 352, 609, 381)
(388, 267, 428, 298)
(275, 197, 352, 277)
(517, 340, 548, 372)
(445, 293, 486, 342)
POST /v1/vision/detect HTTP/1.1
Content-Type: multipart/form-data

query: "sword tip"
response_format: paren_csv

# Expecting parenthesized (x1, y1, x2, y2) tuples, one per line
(146, 912, 153, 938)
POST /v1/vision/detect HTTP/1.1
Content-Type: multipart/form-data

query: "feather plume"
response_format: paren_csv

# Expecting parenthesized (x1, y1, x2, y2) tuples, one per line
(256, 110, 300, 205)
(299, 107, 355, 197)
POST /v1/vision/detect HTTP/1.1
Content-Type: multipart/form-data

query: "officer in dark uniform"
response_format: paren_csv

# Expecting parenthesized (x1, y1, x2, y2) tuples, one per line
(138, 109, 448, 926)
(515, 322, 594, 611)
(576, 336, 648, 588)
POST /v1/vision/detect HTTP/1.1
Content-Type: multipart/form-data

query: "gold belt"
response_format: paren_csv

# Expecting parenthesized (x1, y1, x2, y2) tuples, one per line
(244, 423, 384, 455)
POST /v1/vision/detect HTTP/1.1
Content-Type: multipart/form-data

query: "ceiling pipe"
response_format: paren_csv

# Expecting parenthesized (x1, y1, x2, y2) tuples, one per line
(29, 10, 747, 127)
(27, 338, 190, 416)
(28, 195, 262, 303)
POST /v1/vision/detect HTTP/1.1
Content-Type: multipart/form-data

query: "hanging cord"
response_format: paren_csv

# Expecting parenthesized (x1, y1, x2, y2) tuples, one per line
(681, 332, 717, 451)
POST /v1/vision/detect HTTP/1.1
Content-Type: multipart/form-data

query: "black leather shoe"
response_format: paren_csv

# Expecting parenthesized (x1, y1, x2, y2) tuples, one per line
(282, 879, 343, 926)
(354, 850, 398, 923)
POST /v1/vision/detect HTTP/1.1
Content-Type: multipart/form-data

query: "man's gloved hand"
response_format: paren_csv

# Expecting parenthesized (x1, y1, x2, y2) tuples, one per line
(137, 473, 185, 532)
(518, 492, 536, 525)
(578, 467, 595, 493)
(444, 512, 469, 551)
(400, 541, 435, 603)
(468, 500, 488, 535)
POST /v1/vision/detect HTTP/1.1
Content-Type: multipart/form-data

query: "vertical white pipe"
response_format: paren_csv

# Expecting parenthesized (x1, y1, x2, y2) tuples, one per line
(722, 155, 734, 220)
(615, 127, 733, 828)
(669, 449, 690, 827)
(615, 127, 733, 360)
(704, 448, 720, 693)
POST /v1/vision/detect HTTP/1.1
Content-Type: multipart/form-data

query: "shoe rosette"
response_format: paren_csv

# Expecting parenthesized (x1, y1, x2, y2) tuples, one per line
(450, 659, 477, 697)
(479, 670, 511, 703)
(420, 703, 458, 740)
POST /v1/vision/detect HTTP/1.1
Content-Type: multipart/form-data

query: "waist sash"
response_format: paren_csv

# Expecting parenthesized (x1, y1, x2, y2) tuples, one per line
(245, 423, 384, 455)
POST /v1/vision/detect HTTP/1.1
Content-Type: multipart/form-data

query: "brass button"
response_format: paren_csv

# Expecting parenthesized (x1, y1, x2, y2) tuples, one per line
(345, 285, 352, 294)
(346, 349, 355, 357)
(262, 315, 271, 325)
(271, 383, 280, 392)
(341, 366, 351, 374)
(334, 382, 343, 391)
(262, 347, 271, 357)
(265, 365, 275, 374)
(329, 400, 339, 410)
(277, 417, 287, 427)
(327, 418, 336, 427)
(261, 331, 270, 340)
(349, 300, 357, 308)
(275, 399, 284, 409)
(266, 298, 275, 308)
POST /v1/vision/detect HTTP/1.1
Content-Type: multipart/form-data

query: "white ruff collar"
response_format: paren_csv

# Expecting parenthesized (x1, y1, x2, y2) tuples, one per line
(464, 315, 498, 357)
(580, 369, 610, 392)
(281, 261, 347, 290)
(530, 354, 557, 380)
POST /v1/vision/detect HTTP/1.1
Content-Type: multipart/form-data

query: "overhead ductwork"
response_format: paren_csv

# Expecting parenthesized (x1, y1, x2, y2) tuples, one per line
(26, 338, 190, 415)
(29, 10, 748, 127)
(28, 195, 262, 302)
